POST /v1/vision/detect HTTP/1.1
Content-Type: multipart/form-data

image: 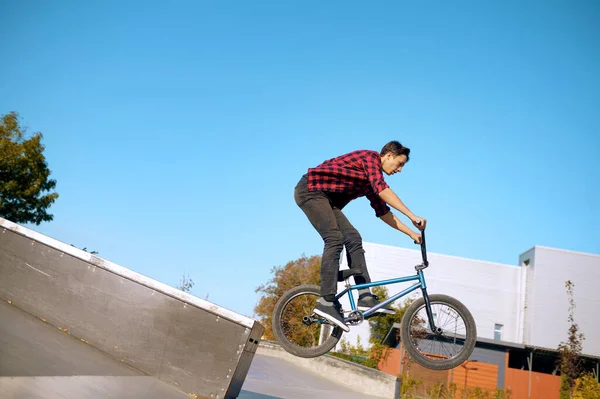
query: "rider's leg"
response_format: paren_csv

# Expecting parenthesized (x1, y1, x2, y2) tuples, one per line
(294, 176, 349, 331)
(333, 207, 394, 315)
(333, 208, 371, 286)
(294, 195, 343, 299)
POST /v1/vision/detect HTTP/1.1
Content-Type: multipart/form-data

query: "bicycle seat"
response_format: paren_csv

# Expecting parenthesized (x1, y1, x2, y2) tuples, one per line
(337, 268, 362, 282)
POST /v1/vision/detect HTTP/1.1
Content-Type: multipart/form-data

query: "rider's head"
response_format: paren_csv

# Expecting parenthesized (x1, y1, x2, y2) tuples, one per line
(380, 141, 410, 176)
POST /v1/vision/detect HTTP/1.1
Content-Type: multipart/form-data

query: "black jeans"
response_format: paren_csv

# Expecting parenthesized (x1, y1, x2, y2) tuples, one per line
(294, 175, 371, 298)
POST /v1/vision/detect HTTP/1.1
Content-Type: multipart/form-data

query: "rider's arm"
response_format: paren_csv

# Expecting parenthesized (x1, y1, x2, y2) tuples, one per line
(378, 188, 417, 221)
(380, 211, 420, 241)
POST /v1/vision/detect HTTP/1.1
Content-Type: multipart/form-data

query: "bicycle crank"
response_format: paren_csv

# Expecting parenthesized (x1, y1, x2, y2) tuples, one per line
(345, 310, 364, 326)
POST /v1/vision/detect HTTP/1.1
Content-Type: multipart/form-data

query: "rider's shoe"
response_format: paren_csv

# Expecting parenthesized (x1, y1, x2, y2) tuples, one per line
(357, 293, 395, 315)
(314, 300, 350, 332)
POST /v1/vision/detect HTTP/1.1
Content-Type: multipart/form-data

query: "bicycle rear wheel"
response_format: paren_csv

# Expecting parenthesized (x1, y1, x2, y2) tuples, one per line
(400, 294, 477, 370)
(272, 284, 344, 358)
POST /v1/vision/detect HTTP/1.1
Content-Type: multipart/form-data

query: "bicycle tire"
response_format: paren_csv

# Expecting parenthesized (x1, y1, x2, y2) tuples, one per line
(400, 294, 477, 370)
(272, 284, 344, 358)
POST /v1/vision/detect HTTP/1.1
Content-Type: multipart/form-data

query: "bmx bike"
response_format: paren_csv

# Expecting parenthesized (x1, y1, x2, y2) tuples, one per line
(272, 226, 477, 370)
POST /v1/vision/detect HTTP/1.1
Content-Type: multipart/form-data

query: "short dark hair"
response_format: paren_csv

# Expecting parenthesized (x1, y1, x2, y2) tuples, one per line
(381, 140, 410, 161)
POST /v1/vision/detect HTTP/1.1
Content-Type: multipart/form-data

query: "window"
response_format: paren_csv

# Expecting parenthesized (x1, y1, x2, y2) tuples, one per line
(494, 324, 503, 341)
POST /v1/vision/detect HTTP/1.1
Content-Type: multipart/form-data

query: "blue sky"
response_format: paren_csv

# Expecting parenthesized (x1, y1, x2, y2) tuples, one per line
(1, 1, 599, 318)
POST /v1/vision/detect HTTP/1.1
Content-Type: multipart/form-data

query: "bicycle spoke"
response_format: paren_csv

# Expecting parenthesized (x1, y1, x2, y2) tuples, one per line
(407, 301, 470, 362)
(278, 291, 334, 350)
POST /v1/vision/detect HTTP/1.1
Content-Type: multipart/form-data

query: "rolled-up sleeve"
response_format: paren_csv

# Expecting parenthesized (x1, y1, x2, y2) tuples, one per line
(366, 189, 391, 217)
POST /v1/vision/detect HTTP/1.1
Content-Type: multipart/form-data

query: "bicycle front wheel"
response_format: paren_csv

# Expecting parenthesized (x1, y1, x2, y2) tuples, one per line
(272, 284, 344, 358)
(400, 294, 477, 370)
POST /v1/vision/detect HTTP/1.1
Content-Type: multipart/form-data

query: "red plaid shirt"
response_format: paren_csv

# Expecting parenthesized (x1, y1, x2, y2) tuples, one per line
(307, 150, 391, 217)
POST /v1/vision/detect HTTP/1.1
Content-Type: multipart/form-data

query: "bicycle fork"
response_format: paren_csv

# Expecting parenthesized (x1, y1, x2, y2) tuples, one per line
(418, 269, 442, 334)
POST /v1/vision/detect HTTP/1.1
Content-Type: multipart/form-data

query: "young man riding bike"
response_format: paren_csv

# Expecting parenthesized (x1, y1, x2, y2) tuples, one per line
(294, 140, 426, 332)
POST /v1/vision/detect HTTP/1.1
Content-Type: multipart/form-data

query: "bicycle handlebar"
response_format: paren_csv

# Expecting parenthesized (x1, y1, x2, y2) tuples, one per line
(414, 220, 429, 267)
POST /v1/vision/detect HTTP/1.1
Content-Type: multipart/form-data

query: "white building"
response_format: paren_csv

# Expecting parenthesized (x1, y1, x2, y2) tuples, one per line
(335, 242, 600, 358)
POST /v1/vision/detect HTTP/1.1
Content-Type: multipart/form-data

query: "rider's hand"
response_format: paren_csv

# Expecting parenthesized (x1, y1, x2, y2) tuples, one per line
(412, 216, 427, 231)
(410, 231, 422, 245)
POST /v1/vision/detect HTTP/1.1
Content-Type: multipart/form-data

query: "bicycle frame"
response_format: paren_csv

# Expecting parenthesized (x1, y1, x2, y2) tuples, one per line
(334, 227, 439, 331)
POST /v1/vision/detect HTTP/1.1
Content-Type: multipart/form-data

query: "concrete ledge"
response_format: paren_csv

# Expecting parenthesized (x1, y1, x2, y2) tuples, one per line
(257, 340, 400, 399)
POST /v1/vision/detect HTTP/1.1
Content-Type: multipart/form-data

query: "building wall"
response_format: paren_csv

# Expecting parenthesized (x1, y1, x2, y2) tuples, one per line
(467, 346, 508, 389)
(519, 246, 600, 356)
(450, 361, 498, 391)
(335, 242, 522, 351)
(505, 368, 561, 399)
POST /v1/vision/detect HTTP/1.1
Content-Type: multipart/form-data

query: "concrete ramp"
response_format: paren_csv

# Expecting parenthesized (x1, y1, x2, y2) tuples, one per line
(0, 217, 264, 399)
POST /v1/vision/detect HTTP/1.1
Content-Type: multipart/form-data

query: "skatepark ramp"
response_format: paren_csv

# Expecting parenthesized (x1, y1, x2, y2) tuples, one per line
(0, 217, 265, 399)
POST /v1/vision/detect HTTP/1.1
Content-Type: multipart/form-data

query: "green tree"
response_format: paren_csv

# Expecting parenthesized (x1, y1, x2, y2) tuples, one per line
(494, 388, 512, 399)
(573, 372, 600, 399)
(425, 382, 448, 399)
(254, 254, 321, 340)
(399, 372, 422, 398)
(0, 111, 58, 224)
(558, 280, 585, 399)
